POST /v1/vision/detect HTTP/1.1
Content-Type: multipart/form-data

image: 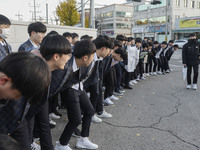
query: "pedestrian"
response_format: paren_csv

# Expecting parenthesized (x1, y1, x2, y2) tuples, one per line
(182, 33, 200, 90)
(0, 14, 12, 61)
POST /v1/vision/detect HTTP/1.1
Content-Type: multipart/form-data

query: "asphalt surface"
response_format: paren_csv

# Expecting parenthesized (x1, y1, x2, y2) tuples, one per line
(52, 49, 200, 150)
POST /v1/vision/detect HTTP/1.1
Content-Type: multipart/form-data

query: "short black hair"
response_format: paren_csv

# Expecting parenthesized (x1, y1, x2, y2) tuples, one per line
(0, 134, 22, 150)
(0, 14, 11, 25)
(81, 35, 90, 40)
(28, 22, 47, 36)
(116, 35, 126, 41)
(135, 37, 142, 44)
(47, 30, 59, 36)
(189, 33, 196, 37)
(63, 32, 72, 38)
(114, 40, 122, 48)
(161, 41, 168, 45)
(0, 52, 51, 104)
(73, 40, 96, 58)
(169, 40, 174, 43)
(142, 43, 149, 48)
(144, 37, 148, 40)
(174, 44, 179, 48)
(40, 34, 72, 60)
(127, 37, 134, 42)
(93, 35, 113, 49)
(115, 48, 127, 60)
(71, 32, 79, 39)
(148, 42, 153, 47)
(153, 41, 159, 44)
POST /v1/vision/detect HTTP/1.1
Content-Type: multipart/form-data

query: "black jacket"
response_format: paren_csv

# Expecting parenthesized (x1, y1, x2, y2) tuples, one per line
(182, 39, 200, 66)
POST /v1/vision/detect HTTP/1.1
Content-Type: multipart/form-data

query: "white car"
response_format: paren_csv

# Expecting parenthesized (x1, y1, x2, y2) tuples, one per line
(174, 40, 188, 49)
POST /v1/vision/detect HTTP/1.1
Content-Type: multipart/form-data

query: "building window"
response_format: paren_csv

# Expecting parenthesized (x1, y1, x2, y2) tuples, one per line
(191, 0, 195, 8)
(175, 15, 180, 19)
(101, 23, 113, 29)
(116, 11, 133, 18)
(176, 0, 180, 6)
(184, 0, 188, 7)
(197, 2, 200, 9)
(116, 23, 131, 29)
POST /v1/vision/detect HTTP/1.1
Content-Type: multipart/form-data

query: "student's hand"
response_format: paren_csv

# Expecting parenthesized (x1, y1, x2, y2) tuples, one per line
(183, 64, 187, 67)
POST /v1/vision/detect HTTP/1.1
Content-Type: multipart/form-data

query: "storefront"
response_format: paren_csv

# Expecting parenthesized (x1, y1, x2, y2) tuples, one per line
(173, 17, 200, 40)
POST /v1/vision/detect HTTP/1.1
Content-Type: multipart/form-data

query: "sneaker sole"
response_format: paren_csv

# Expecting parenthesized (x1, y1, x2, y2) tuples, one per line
(76, 145, 98, 149)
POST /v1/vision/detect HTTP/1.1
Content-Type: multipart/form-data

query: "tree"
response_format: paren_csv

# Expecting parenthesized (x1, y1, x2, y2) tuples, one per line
(85, 16, 89, 28)
(56, 0, 80, 26)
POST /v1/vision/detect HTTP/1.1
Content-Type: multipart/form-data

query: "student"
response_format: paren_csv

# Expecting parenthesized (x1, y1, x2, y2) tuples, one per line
(83, 35, 113, 123)
(104, 48, 127, 104)
(0, 52, 51, 148)
(18, 22, 47, 52)
(159, 41, 168, 74)
(55, 40, 97, 150)
(63, 32, 72, 44)
(71, 32, 79, 50)
(0, 14, 12, 61)
(80, 34, 90, 41)
(0, 134, 22, 150)
(11, 34, 72, 150)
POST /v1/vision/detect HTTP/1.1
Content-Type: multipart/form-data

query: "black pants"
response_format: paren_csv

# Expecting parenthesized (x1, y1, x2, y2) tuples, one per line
(114, 63, 122, 92)
(59, 89, 94, 145)
(145, 63, 149, 73)
(149, 56, 157, 72)
(86, 81, 103, 114)
(187, 64, 199, 85)
(138, 61, 144, 78)
(157, 58, 162, 72)
(104, 67, 116, 99)
(49, 93, 59, 113)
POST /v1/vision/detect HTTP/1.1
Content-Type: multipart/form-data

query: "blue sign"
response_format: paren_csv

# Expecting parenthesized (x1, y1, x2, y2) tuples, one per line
(147, 25, 167, 33)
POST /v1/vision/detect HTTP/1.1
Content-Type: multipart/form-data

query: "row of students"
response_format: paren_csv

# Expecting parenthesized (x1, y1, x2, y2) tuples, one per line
(0, 14, 178, 150)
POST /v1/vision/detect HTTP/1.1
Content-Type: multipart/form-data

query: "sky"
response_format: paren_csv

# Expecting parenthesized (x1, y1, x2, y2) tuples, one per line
(0, 0, 127, 22)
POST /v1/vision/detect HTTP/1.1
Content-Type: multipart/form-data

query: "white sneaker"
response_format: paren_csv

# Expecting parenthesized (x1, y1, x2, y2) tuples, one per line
(49, 118, 56, 125)
(31, 142, 41, 150)
(187, 84, 192, 89)
(54, 141, 72, 150)
(129, 81, 134, 86)
(92, 115, 102, 123)
(140, 77, 146, 80)
(49, 113, 60, 120)
(131, 80, 137, 84)
(157, 71, 162, 75)
(97, 110, 112, 118)
(109, 95, 119, 101)
(136, 78, 141, 82)
(76, 137, 98, 149)
(193, 84, 197, 90)
(145, 73, 150, 77)
(153, 72, 157, 75)
(104, 98, 114, 105)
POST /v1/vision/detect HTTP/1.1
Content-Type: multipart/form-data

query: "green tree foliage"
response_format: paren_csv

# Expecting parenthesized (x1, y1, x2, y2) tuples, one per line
(56, 0, 80, 26)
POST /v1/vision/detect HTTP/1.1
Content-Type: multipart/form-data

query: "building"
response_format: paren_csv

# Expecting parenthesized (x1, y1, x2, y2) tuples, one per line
(174, 16, 200, 40)
(95, 4, 133, 38)
(132, 0, 200, 42)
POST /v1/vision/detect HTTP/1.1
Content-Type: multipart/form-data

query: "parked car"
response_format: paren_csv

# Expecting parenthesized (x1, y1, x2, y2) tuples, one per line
(174, 40, 187, 49)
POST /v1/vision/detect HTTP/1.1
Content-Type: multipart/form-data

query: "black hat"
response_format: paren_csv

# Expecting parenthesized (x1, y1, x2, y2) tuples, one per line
(189, 33, 196, 37)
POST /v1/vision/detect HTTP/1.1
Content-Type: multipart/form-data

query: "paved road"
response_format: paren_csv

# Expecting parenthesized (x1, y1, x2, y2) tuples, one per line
(52, 49, 200, 150)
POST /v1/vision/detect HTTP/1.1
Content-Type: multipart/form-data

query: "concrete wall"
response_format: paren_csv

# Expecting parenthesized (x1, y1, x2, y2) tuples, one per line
(6, 21, 97, 52)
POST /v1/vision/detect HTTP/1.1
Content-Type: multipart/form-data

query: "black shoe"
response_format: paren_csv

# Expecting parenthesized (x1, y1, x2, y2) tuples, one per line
(54, 111, 62, 117)
(124, 85, 133, 89)
(49, 123, 55, 129)
(72, 128, 81, 137)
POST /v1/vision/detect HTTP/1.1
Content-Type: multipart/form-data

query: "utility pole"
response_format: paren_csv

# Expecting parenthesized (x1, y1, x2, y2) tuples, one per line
(81, 0, 85, 27)
(165, 0, 168, 42)
(89, 0, 95, 28)
(46, 3, 48, 24)
(29, 0, 40, 22)
(15, 12, 23, 21)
